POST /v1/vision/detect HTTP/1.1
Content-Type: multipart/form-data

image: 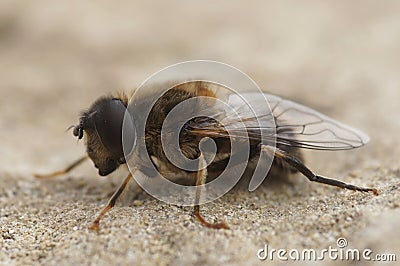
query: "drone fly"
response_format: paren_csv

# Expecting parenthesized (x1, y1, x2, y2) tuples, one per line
(35, 81, 378, 230)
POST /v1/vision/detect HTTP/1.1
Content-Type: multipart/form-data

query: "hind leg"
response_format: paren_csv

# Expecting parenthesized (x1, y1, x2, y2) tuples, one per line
(261, 145, 379, 195)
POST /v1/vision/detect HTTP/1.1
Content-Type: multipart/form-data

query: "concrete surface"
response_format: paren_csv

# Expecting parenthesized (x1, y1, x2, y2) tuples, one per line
(1, 1, 399, 265)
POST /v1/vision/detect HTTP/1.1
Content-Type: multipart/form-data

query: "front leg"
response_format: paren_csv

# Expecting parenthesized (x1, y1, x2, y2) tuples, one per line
(89, 168, 142, 230)
(34, 155, 88, 178)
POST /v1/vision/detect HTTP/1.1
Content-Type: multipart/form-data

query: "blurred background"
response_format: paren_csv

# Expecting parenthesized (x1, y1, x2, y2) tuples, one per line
(1, 1, 399, 265)
(1, 0, 399, 174)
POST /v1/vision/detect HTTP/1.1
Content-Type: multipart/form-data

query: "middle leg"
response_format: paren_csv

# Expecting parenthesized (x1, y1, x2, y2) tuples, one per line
(193, 154, 229, 229)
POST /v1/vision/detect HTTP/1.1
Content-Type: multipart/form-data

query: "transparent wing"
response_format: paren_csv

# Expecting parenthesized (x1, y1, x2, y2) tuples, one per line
(264, 93, 369, 150)
(188, 92, 370, 151)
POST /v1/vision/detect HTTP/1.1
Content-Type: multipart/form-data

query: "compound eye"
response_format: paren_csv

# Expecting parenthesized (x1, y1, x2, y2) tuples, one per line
(93, 99, 136, 160)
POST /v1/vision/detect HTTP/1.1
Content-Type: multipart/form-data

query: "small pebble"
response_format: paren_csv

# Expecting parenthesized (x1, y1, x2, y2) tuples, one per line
(133, 200, 143, 206)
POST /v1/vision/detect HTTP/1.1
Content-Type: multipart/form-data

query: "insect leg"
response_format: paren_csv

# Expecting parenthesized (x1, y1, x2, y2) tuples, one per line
(34, 155, 88, 178)
(89, 171, 135, 230)
(193, 154, 229, 229)
(261, 145, 379, 195)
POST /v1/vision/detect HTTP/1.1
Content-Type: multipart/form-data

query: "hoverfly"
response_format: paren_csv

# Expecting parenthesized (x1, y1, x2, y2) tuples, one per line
(35, 81, 378, 230)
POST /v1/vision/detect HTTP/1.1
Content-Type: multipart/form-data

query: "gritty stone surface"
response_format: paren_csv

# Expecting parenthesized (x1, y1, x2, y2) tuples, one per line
(1, 1, 399, 265)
